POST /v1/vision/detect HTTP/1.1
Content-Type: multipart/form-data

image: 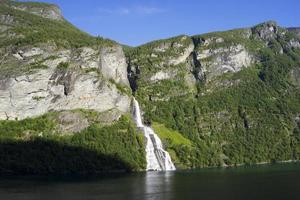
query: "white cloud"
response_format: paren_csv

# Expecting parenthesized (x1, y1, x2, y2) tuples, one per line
(97, 5, 165, 16)
(118, 8, 131, 15)
(135, 6, 165, 14)
(97, 7, 130, 15)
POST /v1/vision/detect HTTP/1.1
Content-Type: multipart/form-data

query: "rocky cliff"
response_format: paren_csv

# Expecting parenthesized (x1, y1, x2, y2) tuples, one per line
(126, 21, 300, 99)
(0, 45, 130, 120)
(0, 1, 130, 120)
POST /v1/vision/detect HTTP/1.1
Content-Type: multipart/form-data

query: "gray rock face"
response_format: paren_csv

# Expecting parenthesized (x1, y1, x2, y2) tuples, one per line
(153, 43, 171, 53)
(291, 67, 300, 86)
(0, 44, 131, 120)
(58, 111, 89, 133)
(22, 47, 44, 58)
(140, 37, 196, 87)
(56, 108, 124, 134)
(150, 70, 177, 82)
(129, 33, 257, 93)
(253, 21, 278, 41)
(0, 14, 14, 24)
(196, 44, 253, 80)
(202, 37, 225, 46)
(0, 24, 9, 33)
(12, 4, 63, 21)
(288, 39, 300, 48)
(0, 68, 130, 120)
(167, 42, 194, 66)
(75, 47, 100, 69)
(100, 45, 129, 86)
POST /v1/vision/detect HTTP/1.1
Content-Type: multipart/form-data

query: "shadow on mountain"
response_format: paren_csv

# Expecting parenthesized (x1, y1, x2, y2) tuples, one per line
(0, 139, 132, 175)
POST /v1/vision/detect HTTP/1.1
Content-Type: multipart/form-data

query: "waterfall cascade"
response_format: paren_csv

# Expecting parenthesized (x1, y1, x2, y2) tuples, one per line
(133, 98, 176, 171)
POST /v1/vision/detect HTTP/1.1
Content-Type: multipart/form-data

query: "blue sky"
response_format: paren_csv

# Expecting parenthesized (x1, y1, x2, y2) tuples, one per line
(25, 0, 300, 46)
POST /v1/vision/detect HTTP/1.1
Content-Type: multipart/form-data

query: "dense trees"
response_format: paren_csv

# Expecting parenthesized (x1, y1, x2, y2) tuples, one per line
(0, 114, 146, 174)
(136, 32, 300, 168)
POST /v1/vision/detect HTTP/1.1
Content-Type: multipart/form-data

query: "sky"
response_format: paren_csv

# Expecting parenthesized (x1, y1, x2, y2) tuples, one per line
(24, 0, 300, 46)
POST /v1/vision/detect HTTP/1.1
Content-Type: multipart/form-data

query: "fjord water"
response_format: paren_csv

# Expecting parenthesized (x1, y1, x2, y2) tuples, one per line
(0, 163, 300, 200)
(133, 98, 175, 171)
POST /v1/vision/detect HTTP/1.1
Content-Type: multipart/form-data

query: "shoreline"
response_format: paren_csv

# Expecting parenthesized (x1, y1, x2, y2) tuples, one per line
(0, 160, 299, 177)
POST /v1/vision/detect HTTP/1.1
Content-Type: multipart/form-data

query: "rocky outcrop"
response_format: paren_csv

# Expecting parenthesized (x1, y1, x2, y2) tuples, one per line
(167, 42, 194, 66)
(127, 36, 197, 91)
(0, 14, 15, 39)
(11, 4, 63, 21)
(0, 44, 131, 120)
(288, 39, 300, 49)
(150, 70, 177, 82)
(252, 21, 279, 41)
(74, 47, 99, 69)
(100, 45, 129, 86)
(202, 37, 225, 46)
(291, 67, 300, 86)
(0, 14, 14, 24)
(0, 68, 130, 120)
(196, 44, 253, 80)
(153, 43, 171, 52)
(58, 111, 90, 133)
(57, 108, 124, 134)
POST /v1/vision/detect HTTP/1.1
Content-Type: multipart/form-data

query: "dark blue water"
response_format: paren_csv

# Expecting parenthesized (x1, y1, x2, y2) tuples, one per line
(0, 163, 300, 200)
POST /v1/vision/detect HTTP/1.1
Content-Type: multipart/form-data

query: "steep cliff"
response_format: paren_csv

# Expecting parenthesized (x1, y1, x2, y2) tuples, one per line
(0, 1, 130, 121)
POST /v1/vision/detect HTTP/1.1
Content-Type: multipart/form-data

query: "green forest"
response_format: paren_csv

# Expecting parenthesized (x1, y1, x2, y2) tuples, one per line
(134, 33, 300, 168)
(0, 114, 146, 174)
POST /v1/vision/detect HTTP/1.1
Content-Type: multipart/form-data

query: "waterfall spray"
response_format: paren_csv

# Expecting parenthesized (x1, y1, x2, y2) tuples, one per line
(133, 98, 176, 171)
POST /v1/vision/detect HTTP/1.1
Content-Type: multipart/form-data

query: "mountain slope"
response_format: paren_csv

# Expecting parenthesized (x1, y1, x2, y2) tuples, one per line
(126, 21, 300, 168)
(0, 1, 131, 121)
(0, 0, 145, 174)
(0, 0, 300, 174)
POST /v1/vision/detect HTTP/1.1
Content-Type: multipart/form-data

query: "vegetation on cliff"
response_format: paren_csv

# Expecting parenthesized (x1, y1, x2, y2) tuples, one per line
(132, 23, 300, 168)
(0, 1, 115, 48)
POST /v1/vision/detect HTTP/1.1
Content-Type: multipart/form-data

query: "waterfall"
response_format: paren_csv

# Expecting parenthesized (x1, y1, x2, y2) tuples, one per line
(133, 98, 176, 171)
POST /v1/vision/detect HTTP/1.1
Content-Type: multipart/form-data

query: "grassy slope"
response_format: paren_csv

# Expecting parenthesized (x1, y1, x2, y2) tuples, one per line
(152, 122, 195, 168)
(152, 122, 192, 146)
(0, 1, 115, 48)
(0, 1, 118, 78)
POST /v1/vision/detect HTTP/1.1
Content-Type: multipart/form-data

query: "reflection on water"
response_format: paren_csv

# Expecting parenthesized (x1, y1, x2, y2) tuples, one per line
(0, 171, 176, 200)
(144, 171, 174, 200)
(0, 163, 300, 200)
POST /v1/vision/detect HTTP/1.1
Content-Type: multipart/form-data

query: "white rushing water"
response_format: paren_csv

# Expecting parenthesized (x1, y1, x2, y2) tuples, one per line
(133, 98, 176, 171)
